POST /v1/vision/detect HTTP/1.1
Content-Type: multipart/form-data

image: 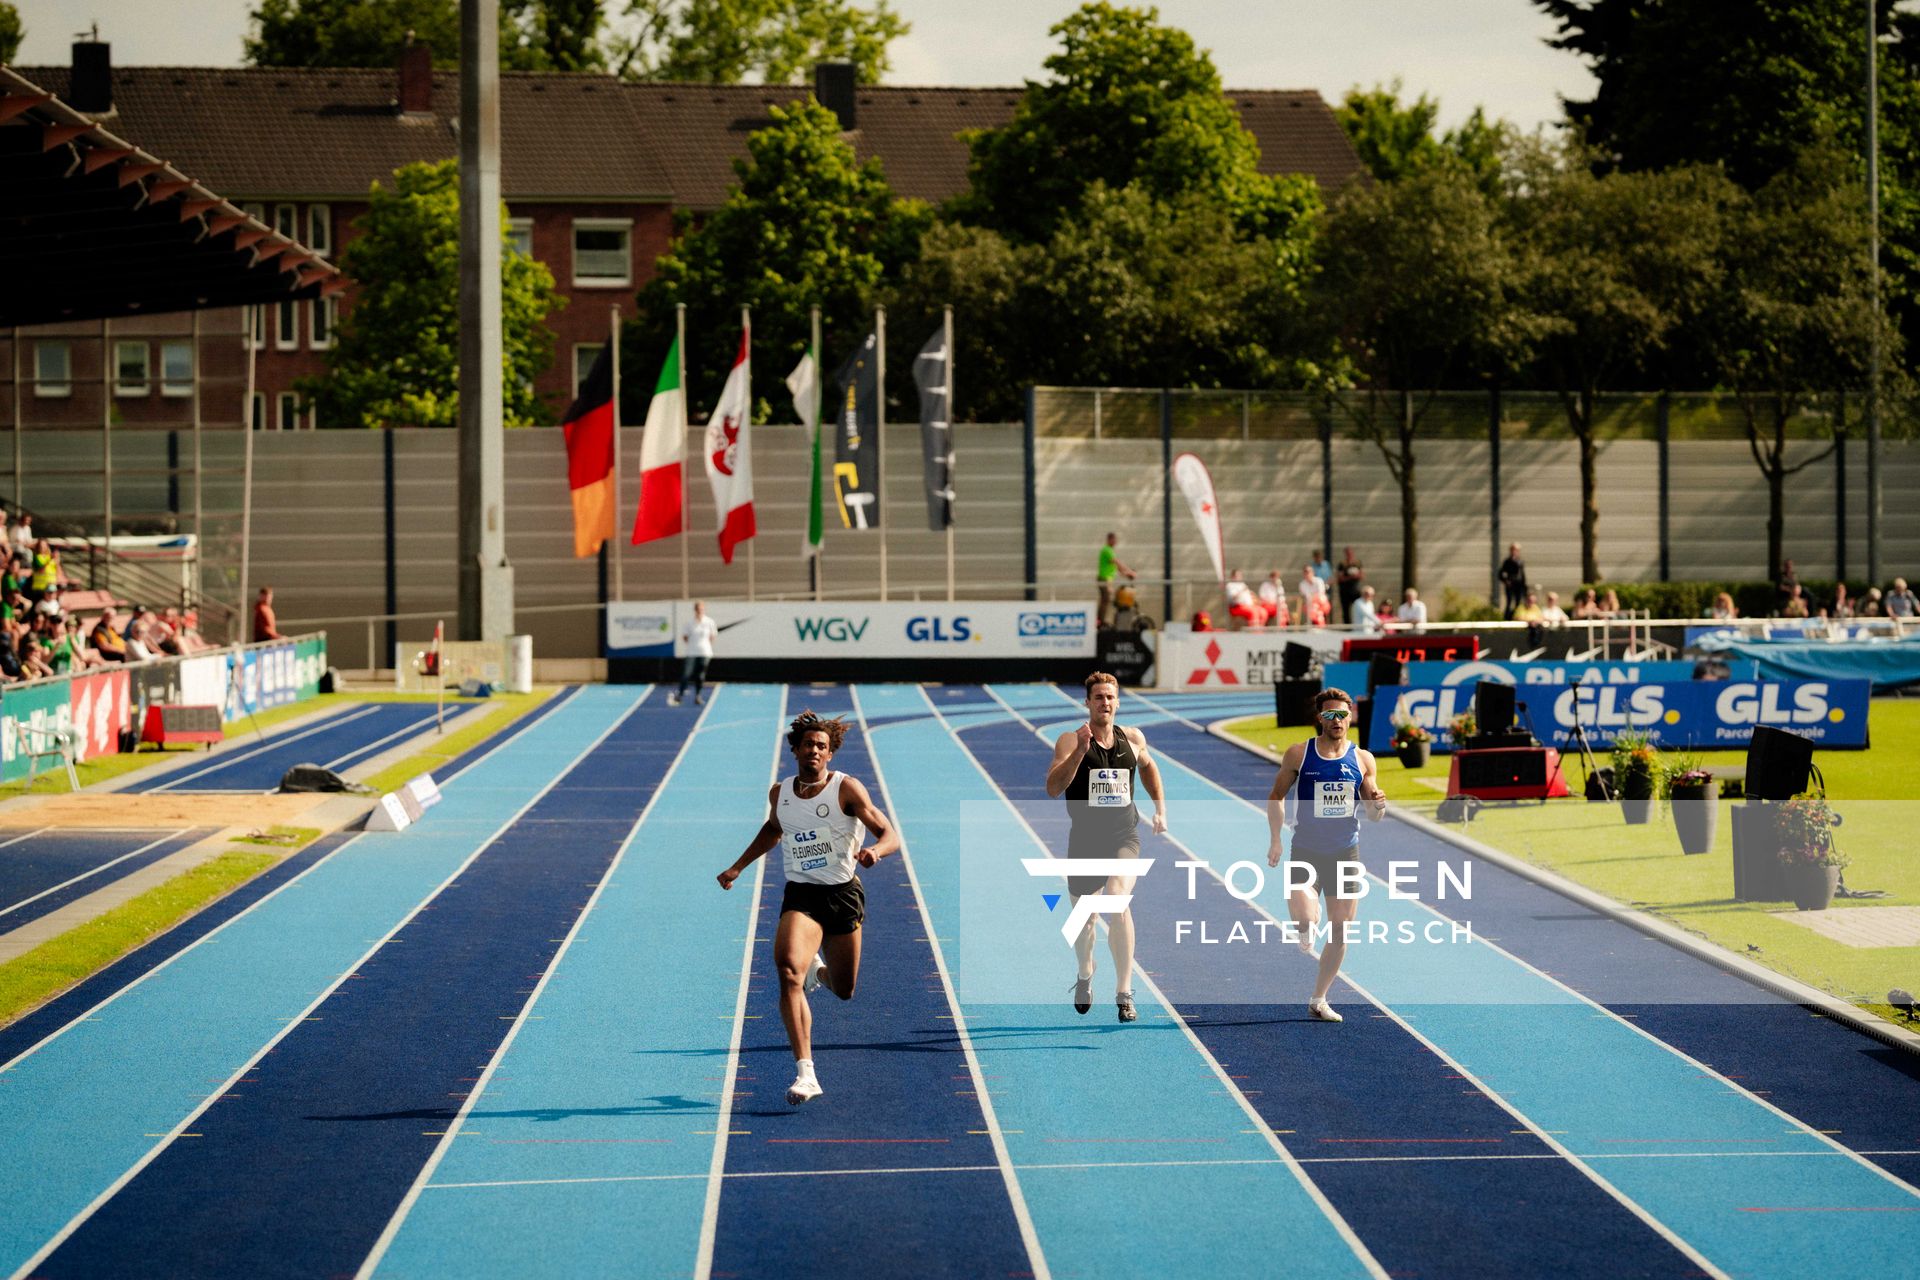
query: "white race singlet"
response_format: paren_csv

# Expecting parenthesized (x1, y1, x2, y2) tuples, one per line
(777, 771, 864, 885)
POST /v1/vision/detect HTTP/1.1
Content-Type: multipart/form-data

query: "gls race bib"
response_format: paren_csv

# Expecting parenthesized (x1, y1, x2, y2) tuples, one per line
(1316, 780, 1354, 819)
(1088, 768, 1133, 808)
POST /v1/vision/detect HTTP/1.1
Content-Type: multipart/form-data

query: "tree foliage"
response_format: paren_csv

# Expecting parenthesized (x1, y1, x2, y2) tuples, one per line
(604, 0, 907, 82)
(302, 160, 563, 428)
(0, 3, 23, 66)
(1335, 81, 1510, 194)
(627, 100, 928, 420)
(247, 0, 607, 70)
(957, 3, 1303, 243)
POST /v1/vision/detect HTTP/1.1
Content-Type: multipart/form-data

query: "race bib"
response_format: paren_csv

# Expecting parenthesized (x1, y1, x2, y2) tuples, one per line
(1088, 768, 1132, 808)
(1315, 780, 1354, 819)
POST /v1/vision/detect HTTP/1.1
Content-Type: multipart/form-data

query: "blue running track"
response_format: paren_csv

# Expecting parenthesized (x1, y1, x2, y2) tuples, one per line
(123, 702, 450, 793)
(0, 828, 215, 933)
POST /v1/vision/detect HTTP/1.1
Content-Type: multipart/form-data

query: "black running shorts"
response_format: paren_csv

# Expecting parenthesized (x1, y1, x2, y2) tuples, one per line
(1288, 845, 1365, 900)
(780, 876, 866, 935)
(1066, 830, 1142, 899)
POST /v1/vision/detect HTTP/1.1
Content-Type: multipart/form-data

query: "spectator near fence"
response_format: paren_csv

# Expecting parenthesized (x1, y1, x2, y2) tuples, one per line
(1540, 591, 1570, 627)
(1095, 533, 1138, 628)
(1887, 578, 1918, 619)
(1226, 570, 1271, 629)
(1335, 548, 1364, 624)
(1297, 564, 1331, 626)
(1711, 592, 1738, 621)
(252, 586, 285, 642)
(1498, 543, 1527, 619)
(1257, 571, 1291, 627)
(1825, 583, 1854, 621)
(1395, 588, 1428, 632)
(1774, 558, 1800, 613)
(1779, 584, 1810, 619)
(91, 607, 129, 662)
(1351, 585, 1382, 633)
(1514, 589, 1547, 647)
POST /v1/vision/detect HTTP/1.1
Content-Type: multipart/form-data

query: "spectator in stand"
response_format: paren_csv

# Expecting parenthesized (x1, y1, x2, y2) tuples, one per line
(1395, 587, 1428, 632)
(1351, 584, 1383, 633)
(1335, 548, 1365, 624)
(0, 630, 23, 683)
(1095, 532, 1138, 628)
(167, 606, 207, 652)
(1225, 570, 1271, 629)
(1887, 578, 1918, 619)
(1571, 589, 1605, 620)
(91, 607, 129, 662)
(1498, 543, 1527, 619)
(34, 584, 63, 624)
(1779, 584, 1810, 619)
(146, 608, 184, 656)
(11, 512, 32, 552)
(1514, 588, 1547, 647)
(1311, 549, 1332, 585)
(252, 586, 285, 642)
(1256, 571, 1292, 627)
(1711, 592, 1738, 621)
(50, 616, 100, 673)
(125, 618, 157, 662)
(1540, 591, 1570, 628)
(20, 635, 54, 680)
(1297, 563, 1330, 626)
(1860, 587, 1885, 617)
(1601, 588, 1623, 617)
(1774, 558, 1800, 613)
(1825, 583, 1854, 621)
(26, 539, 58, 605)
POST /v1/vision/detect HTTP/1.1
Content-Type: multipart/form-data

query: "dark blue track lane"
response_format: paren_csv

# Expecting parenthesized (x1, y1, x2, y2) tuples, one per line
(123, 702, 443, 793)
(958, 716, 1704, 1279)
(33, 690, 672, 1280)
(0, 829, 204, 930)
(708, 687, 1032, 1278)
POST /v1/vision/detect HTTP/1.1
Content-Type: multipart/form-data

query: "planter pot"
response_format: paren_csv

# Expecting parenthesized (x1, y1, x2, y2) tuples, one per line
(1670, 784, 1719, 854)
(1731, 800, 1789, 901)
(1620, 764, 1655, 825)
(1788, 861, 1840, 911)
(1396, 741, 1431, 768)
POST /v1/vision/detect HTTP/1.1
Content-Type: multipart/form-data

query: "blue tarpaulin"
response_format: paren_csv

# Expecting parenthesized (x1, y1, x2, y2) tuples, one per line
(1696, 635, 1920, 692)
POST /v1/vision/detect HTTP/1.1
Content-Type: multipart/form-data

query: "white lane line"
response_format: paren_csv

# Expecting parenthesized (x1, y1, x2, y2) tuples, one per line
(927, 689, 1389, 1280)
(321, 706, 456, 772)
(7, 688, 652, 1280)
(864, 686, 1049, 1280)
(356, 688, 683, 1279)
(0, 686, 591, 1077)
(0, 830, 204, 920)
(690, 686, 788, 1280)
(1117, 688, 1205, 733)
(0, 827, 52, 852)
(147, 704, 382, 792)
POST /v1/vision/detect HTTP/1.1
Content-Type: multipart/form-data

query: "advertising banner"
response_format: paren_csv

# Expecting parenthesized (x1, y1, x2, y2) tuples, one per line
(68, 669, 130, 761)
(1158, 629, 1348, 689)
(1324, 658, 1699, 695)
(1371, 678, 1872, 752)
(0, 677, 72, 782)
(261, 642, 298, 708)
(179, 653, 227, 709)
(295, 637, 327, 699)
(607, 601, 1097, 661)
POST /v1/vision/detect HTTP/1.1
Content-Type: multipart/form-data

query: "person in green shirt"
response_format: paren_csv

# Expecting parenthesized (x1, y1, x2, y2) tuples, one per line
(1095, 532, 1136, 628)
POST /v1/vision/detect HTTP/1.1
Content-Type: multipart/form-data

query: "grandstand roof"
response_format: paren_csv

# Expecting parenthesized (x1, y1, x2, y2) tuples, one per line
(14, 64, 1362, 211)
(0, 67, 343, 327)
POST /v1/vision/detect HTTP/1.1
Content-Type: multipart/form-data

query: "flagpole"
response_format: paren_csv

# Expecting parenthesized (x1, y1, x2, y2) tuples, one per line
(610, 305, 624, 603)
(811, 304, 823, 603)
(742, 304, 756, 602)
(676, 302, 689, 600)
(944, 303, 955, 602)
(876, 304, 888, 602)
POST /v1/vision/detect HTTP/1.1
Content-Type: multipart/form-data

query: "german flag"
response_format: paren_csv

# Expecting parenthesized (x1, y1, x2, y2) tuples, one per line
(562, 344, 617, 558)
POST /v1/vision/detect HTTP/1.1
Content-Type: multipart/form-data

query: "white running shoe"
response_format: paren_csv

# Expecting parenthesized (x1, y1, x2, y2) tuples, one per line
(787, 1063, 823, 1106)
(803, 950, 827, 995)
(1308, 998, 1344, 1023)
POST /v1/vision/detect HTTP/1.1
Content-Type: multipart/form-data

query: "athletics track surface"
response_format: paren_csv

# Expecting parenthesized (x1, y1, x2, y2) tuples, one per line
(120, 701, 451, 793)
(0, 683, 1915, 1279)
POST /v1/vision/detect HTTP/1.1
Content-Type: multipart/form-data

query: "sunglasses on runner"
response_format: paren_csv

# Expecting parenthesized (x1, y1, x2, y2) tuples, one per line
(1318, 709, 1351, 721)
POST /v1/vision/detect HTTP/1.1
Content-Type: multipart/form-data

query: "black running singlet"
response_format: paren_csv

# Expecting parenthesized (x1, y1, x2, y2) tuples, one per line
(1065, 724, 1140, 843)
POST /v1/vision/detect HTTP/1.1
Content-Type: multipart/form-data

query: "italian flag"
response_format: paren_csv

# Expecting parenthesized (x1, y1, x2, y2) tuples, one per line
(703, 326, 757, 564)
(632, 336, 686, 545)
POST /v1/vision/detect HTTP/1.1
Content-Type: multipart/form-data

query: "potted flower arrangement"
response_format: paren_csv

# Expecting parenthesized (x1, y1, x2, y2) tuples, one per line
(1666, 758, 1717, 854)
(1611, 731, 1659, 825)
(1776, 794, 1847, 911)
(1391, 718, 1431, 768)
(1447, 709, 1476, 749)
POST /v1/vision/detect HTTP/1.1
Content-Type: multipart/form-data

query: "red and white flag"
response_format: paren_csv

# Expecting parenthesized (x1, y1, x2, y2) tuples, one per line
(702, 325, 757, 564)
(1171, 452, 1225, 588)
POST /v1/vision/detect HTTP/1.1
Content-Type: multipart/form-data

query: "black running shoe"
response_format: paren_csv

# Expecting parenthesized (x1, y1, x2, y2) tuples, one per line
(1117, 992, 1137, 1023)
(1072, 977, 1092, 1015)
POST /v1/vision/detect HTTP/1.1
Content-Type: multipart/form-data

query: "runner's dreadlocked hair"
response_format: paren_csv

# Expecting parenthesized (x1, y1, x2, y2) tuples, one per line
(787, 710, 849, 753)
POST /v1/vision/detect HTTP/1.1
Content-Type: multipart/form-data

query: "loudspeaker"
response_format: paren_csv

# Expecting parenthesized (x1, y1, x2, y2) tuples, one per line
(1273, 679, 1318, 727)
(1352, 696, 1373, 751)
(1457, 748, 1547, 790)
(1367, 654, 1404, 692)
(1282, 642, 1315, 679)
(1745, 725, 1814, 801)
(1474, 681, 1516, 735)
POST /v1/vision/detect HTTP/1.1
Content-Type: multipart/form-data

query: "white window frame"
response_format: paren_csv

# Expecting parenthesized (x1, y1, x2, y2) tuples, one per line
(160, 340, 194, 398)
(273, 203, 297, 240)
(310, 295, 336, 350)
(570, 218, 632, 288)
(307, 203, 331, 257)
(276, 391, 299, 431)
(573, 343, 604, 398)
(33, 341, 70, 398)
(506, 216, 534, 258)
(276, 297, 299, 350)
(249, 391, 265, 431)
(246, 303, 265, 350)
(114, 341, 150, 397)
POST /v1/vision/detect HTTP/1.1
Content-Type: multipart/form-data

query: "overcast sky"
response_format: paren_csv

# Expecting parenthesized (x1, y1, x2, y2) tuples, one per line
(16, 0, 1595, 132)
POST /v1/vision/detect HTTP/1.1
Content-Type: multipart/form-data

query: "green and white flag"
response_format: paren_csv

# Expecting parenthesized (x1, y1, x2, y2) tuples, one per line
(631, 334, 685, 545)
(787, 345, 824, 558)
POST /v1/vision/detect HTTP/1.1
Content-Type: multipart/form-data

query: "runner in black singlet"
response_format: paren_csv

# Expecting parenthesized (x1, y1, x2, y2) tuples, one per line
(1045, 671, 1168, 1023)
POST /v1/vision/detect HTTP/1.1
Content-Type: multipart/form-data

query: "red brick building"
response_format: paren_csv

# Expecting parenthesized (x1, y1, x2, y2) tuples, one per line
(16, 44, 1361, 429)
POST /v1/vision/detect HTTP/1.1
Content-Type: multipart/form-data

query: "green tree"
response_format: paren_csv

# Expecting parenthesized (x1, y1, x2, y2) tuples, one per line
(0, 3, 24, 65)
(1335, 81, 1510, 193)
(628, 100, 928, 419)
(957, 3, 1299, 243)
(1507, 142, 1739, 581)
(1705, 145, 1896, 579)
(1311, 163, 1524, 594)
(303, 160, 563, 428)
(605, 0, 907, 82)
(247, 0, 603, 70)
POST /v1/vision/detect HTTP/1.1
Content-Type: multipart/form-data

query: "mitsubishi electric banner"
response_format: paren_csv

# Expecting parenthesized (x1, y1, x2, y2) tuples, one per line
(1371, 678, 1871, 751)
(608, 600, 1097, 660)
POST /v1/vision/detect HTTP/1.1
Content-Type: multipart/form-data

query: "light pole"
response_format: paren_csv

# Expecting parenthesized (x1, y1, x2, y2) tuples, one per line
(1868, 0, 1884, 586)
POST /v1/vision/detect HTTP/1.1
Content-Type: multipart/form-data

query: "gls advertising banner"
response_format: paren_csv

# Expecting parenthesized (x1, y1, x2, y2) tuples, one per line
(1324, 658, 1698, 693)
(607, 601, 1097, 660)
(1372, 678, 1871, 751)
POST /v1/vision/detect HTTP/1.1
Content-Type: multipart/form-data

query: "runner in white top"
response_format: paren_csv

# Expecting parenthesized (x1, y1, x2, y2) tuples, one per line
(669, 600, 719, 707)
(718, 710, 900, 1105)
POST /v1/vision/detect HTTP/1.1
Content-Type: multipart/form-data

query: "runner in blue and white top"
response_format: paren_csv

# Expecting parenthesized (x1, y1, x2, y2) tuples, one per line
(717, 710, 900, 1106)
(1264, 687, 1386, 1023)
